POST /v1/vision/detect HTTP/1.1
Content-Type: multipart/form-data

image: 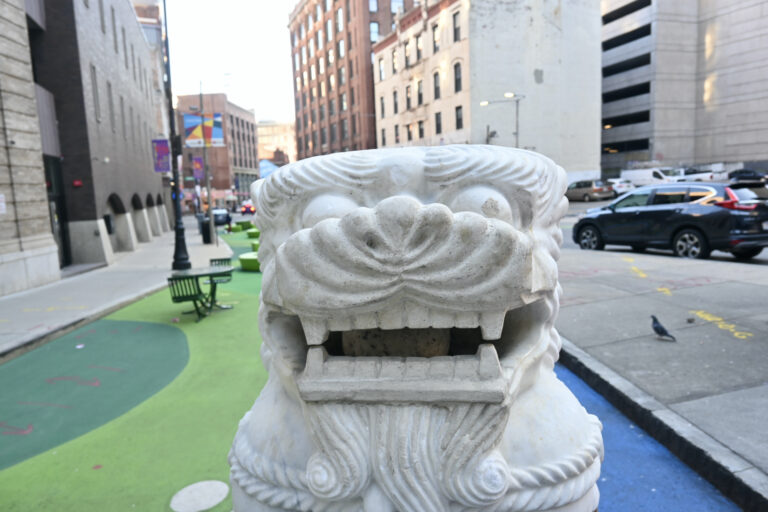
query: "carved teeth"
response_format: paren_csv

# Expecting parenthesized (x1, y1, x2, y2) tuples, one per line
(480, 311, 506, 340)
(405, 302, 431, 329)
(301, 317, 330, 345)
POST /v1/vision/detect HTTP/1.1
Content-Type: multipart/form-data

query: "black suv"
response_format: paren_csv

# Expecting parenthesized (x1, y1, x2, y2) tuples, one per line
(728, 169, 766, 183)
(573, 183, 768, 260)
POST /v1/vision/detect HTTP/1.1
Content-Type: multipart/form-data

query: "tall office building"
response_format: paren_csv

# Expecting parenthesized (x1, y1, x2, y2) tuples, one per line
(176, 94, 258, 209)
(600, 0, 768, 172)
(373, 0, 602, 177)
(289, 0, 419, 160)
(257, 120, 297, 166)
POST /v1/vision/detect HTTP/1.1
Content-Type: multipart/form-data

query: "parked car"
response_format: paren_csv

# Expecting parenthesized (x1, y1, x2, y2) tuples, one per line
(211, 208, 232, 226)
(669, 168, 715, 182)
(607, 178, 635, 197)
(241, 203, 256, 215)
(728, 169, 766, 183)
(572, 182, 768, 260)
(619, 168, 676, 186)
(565, 180, 614, 202)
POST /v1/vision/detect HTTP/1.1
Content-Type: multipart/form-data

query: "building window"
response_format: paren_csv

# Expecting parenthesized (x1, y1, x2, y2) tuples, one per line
(417, 80, 423, 105)
(370, 22, 379, 43)
(433, 72, 441, 99)
(107, 81, 115, 132)
(309, 38, 315, 58)
(338, 39, 346, 58)
(378, 58, 385, 80)
(394, 125, 400, 143)
(329, 74, 335, 91)
(393, 90, 398, 114)
(326, 19, 333, 41)
(405, 40, 411, 68)
(341, 93, 348, 111)
(406, 85, 411, 109)
(381, 128, 386, 146)
(406, 124, 412, 141)
(328, 48, 335, 65)
(325, 0, 331, 12)
(301, 46, 307, 65)
(380, 96, 385, 118)
(352, 115, 357, 134)
(311, 64, 317, 81)
(350, 87, 355, 105)
(391, 0, 403, 14)
(111, 7, 117, 52)
(341, 118, 349, 139)
(320, 81, 326, 97)
(98, 0, 105, 33)
(391, 49, 398, 73)
(294, 52, 300, 71)
(336, 7, 343, 32)
(300, 23, 305, 39)
(319, 104, 325, 120)
(316, 3, 322, 20)
(418, 120, 424, 139)
(453, 11, 460, 42)
(307, 13, 313, 30)
(455, 105, 463, 129)
(435, 112, 442, 134)
(330, 123, 337, 142)
(317, 30, 324, 49)
(321, 127, 327, 145)
(90, 64, 100, 121)
(319, 57, 325, 74)
(122, 28, 128, 68)
(330, 98, 336, 115)
(311, 109, 317, 123)
(120, 96, 126, 137)
(432, 24, 439, 53)
(369, 0, 378, 11)
(454, 63, 462, 92)
(416, 35, 423, 60)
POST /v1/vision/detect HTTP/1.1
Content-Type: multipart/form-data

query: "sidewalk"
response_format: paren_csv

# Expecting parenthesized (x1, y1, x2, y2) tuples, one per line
(0, 215, 231, 359)
(556, 247, 768, 511)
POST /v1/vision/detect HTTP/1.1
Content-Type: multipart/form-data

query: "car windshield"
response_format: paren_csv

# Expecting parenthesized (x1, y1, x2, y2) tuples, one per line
(594, 180, 606, 186)
(614, 191, 651, 208)
(731, 187, 762, 201)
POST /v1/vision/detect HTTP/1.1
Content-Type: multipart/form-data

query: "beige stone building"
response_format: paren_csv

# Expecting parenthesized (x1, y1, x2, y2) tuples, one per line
(373, 0, 602, 178)
(0, 0, 60, 296)
(257, 121, 297, 166)
(601, 0, 768, 172)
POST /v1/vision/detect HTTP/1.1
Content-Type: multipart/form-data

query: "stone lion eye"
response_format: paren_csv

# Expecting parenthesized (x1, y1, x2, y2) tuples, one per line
(301, 195, 360, 229)
(450, 187, 515, 225)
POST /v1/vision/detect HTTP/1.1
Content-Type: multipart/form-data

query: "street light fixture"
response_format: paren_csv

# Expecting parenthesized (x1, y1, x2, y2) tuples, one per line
(479, 93, 526, 148)
(162, 0, 191, 270)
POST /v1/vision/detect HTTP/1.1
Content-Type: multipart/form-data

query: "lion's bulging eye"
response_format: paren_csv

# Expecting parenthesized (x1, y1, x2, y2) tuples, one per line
(451, 186, 515, 225)
(301, 195, 360, 229)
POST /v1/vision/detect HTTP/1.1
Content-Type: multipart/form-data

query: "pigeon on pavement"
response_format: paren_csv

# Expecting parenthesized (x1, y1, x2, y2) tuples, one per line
(651, 315, 676, 342)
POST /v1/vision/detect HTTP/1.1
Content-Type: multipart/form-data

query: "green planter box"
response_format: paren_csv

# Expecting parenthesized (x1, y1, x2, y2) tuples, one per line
(251, 241, 260, 252)
(230, 224, 243, 232)
(246, 228, 260, 239)
(239, 252, 261, 272)
(237, 220, 253, 230)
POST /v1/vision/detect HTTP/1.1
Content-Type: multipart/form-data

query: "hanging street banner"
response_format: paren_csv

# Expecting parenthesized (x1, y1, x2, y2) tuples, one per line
(151, 139, 171, 173)
(183, 113, 224, 147)
(192, 156, 204, 180)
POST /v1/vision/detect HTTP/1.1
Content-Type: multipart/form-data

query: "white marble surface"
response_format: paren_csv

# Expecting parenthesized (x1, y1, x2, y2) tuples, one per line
(230, 145, 603, 511)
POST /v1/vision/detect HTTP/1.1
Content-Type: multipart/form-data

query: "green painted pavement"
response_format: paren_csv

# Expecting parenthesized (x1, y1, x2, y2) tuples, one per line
(0, 257, 266, 511)
(0, 320, 188, 471)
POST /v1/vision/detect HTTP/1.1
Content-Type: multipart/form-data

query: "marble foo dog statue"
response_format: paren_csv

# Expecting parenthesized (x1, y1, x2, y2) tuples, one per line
(229, 145, 603, 512)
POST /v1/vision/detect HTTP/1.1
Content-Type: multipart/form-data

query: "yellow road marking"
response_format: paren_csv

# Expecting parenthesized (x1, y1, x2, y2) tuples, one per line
(689, 310, 754, 340)
(630, 266, 647, 278)
(657, 287, 672, 296)
(622, 257, 635, 263)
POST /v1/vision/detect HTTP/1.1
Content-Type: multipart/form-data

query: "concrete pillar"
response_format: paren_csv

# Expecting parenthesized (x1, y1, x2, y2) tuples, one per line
(158, 204, 171, 232)
(147, 206, 162, 237)
(67, 219, 115, 265)
(113, 213, 138, 252)
(132, 208, 152, 243)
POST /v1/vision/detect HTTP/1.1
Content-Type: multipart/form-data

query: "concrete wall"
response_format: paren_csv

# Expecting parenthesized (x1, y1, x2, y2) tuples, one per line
(0, 0, 60, 297)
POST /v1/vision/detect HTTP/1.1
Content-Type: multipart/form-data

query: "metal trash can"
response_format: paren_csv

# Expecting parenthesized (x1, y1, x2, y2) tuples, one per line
(196, 213, 205, 234)
(201, 217, 211, 244)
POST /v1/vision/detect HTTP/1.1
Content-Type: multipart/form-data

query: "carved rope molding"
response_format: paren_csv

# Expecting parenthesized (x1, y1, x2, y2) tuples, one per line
(229, 415, 603, 512)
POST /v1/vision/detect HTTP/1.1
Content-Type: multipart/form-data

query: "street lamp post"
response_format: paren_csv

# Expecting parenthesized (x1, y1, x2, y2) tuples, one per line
(479, 92, 526, 148)
(189, 87, 217, 246)
(162, 0, 191, 270)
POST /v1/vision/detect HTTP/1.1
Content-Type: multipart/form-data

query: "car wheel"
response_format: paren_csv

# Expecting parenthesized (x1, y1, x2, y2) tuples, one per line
(583, 194, 591, 202)
(732, 247, 763, 260)
(673, 229, 710, 259)
(578, 225, 604, 250)
(631, 245, 645, 253)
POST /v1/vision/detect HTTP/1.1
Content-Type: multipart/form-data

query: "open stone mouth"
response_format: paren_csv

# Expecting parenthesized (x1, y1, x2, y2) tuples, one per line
(271, 300, 549, 404)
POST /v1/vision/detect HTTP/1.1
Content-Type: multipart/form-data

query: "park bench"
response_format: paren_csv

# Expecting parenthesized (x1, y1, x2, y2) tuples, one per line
(167, 275, 209, 322)
(207, 258, 233, 285)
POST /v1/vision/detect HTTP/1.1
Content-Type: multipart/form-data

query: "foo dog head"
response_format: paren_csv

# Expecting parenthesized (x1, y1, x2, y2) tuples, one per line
(230, 145, 602, 512)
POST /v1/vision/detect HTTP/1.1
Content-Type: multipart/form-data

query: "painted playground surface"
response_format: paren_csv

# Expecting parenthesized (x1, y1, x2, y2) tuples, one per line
(0, 232, 739, 511)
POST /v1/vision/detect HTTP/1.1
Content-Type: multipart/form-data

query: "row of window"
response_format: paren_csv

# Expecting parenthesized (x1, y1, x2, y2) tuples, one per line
(89, 63, 152, 163)
(378, 65, 461, 118)
(291, 1, 347, 48)
(297, 116, 357, 154)
(377, 11, 461, 81)
(295, 41, 354, 89)
(296, 88, 356, 134)
(87, 0, 153, 99)
(380, 106, 464, 146)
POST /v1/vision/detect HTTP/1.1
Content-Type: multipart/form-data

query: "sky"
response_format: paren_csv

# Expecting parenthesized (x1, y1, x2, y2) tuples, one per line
(165, 0, 295, 123)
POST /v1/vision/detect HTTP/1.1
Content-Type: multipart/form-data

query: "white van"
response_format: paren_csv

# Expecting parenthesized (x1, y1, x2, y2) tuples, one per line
(619, 168, 675, 186)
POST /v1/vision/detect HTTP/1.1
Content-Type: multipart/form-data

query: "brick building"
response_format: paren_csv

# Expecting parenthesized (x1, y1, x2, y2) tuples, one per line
(289, 0, 419, 159)
(176, 94, 258, 209)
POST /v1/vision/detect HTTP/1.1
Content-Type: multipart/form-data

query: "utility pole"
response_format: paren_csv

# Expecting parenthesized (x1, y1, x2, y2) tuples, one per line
(162, 0, 190, 270)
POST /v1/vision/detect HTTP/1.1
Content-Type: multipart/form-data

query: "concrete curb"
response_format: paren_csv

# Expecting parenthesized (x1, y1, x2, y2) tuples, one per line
(0, 282, 168, 363)
(559, 337, 768, 512)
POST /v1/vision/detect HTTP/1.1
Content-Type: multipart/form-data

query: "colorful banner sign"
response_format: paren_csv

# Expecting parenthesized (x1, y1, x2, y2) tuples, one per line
(183, 113, 224, 148)
(192, 156, 204, 180)
(151, 139, 170, 173)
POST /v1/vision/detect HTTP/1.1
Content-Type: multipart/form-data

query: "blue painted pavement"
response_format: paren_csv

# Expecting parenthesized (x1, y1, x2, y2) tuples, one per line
(555, 364, 739, 511)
